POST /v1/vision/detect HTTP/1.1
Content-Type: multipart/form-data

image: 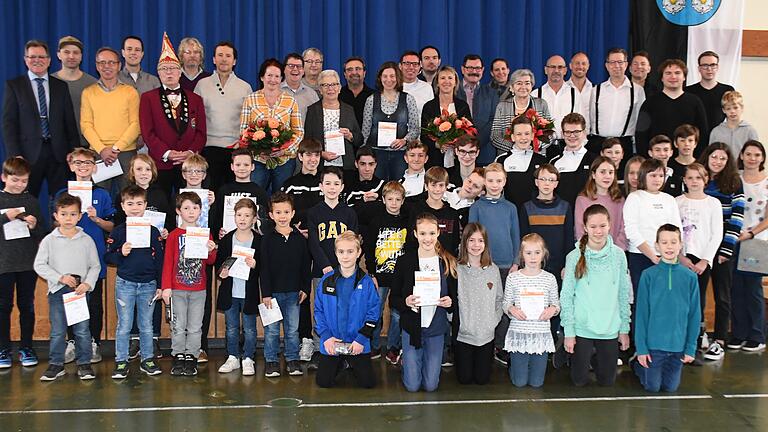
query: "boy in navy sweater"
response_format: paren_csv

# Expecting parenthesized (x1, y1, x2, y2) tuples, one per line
(633, 224, 699, 392)
(105, 185, 164, 378)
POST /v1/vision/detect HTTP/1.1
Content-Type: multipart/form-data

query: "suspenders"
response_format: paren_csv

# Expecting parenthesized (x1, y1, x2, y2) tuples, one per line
(594, 80, 635, 137)
(536, 86, 576, 114)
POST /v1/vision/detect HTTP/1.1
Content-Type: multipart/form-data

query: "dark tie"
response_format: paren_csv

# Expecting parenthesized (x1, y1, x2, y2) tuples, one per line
(34, 78, 50, 138)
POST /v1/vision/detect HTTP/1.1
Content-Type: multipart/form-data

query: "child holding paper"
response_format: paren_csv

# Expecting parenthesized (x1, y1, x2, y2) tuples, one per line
(391, 213, 457, 392)
(54, 148, 115, 364)
(34, 194, 100, 381)
(503, 233, 559, 388)
(0, 157, 45, 369)
(211, 149, 270, 240)
(104, 185, 164, 378)
(260, 192, 311, 378)
(216, 198, 260, 376)
(162, 192, 217, 376)
(561, 204, 631, 387)
(454, 223, 503, 385)
(314, 231, 380, 388)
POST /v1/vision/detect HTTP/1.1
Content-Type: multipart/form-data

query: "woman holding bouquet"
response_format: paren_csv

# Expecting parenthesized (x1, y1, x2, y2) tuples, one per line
(420, 66, 471, 170)
(239, 58, 304, 192)
(491, 69, 551, 156)
(361, 62, 420, 181)
(304, 70, 363, 170)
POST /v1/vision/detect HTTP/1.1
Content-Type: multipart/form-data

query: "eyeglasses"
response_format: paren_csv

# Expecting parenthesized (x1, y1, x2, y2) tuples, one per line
(463, 66, 483, 71)
(400, 61, 420, 67)
(25, 55, 49, 60)
(285, 64, 303, 70)
(605, 60, 627, 66)
(304, 59, 323, 65)
(456, 149, 478, 157)
(699, 63, 718, 69)
(182, 169, 206, 175)
(537, 178, 559, 183)
(71, 160, 96, 167)
(96, 60, 120, 67)
(158, 66, 180, 73)
(514, 81, 533, 86)
(562, 129, 584, 136)
(545, 65, 566, 70)
(345, 66, 364, 72)
(319, 83, 340, 88)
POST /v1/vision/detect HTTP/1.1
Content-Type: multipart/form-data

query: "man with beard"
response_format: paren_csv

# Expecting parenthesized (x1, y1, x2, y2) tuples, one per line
(535, 55, 585, 143)
(417, 46, 441, 84)
(456, 55, 500, 165)
(339, 57, 375, 127)
(52, 36, 97, 147)
(179, 37, 211, 92)
(281, 52, 319, 124)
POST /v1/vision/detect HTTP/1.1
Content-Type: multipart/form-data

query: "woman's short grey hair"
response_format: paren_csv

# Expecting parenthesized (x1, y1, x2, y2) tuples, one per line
(509, 68, 535, 87)
(318, 69, 340, 84)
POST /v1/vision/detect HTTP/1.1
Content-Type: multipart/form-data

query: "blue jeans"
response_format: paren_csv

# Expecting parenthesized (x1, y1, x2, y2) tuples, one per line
(401, 331, 444, 392)
(633, 350, 684, 392)
(509, 352, 548, 387)
(48, 287, 92, 366)
(372, 286, 401, 351)
(114, 277, 157, 362)
(263, 291, 301, 362)
(372, 148, 406, 181)
(224, 297, 258, 359)
(251, 158, 296, 194)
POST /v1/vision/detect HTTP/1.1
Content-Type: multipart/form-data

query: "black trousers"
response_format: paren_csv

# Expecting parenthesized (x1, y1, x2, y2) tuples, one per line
(454, 339, 494, 385)
(157, 167, 184, 196)
(316, 353, 376, 388)
(0, 271, 37, 349)
(67, 279, 104, 344)
(709, 257, 734, 342)
(686, 254, 712, 329)
(28, 144, 68, 198)
(201, 146, 234, 193)
(570, 336, 619, 387)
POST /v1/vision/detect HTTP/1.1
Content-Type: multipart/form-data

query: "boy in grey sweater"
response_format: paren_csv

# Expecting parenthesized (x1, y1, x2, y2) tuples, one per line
(34, 194, 100, 381)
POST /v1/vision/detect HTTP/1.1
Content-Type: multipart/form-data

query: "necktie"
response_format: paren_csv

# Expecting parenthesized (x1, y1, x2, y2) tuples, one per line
(35, 78, 50, 138)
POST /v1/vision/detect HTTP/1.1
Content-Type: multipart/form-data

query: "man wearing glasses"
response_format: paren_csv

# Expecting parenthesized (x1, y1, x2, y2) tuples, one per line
(302, 47, 324, 95)
(456, 54, 500, 166)
(179, 37, 212, 92)
(2, 39, 78, 197)
(139, 33, 207, 192)
(339, 57, 374, 127)
(51, 36, 98, 148)
(548, 113, 597, 207)
(535, 55, 585, 141)
(281, 52, 319, 124)
(80, 47, 140, 194)
(399, 51, 433, 118)
(685, 51, 734, 132)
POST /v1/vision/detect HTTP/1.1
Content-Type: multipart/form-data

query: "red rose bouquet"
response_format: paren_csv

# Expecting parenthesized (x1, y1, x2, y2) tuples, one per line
(233, 118, 295, 169)
(422, 109, 478, 151)
(504, 108, 555, 153)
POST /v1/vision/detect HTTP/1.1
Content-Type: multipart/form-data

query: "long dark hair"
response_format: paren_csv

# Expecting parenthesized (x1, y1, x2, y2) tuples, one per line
(697, 142, 741, 194)
(575, 204, 611, 279)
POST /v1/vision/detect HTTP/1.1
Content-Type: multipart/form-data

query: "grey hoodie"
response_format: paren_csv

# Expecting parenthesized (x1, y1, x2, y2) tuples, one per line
(34, 227, 100, 293)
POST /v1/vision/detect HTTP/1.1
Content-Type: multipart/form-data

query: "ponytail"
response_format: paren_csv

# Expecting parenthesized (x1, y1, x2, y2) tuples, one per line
(574, 234, 589, 279)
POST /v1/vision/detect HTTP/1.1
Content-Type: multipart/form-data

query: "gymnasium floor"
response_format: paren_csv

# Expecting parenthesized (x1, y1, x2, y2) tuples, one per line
(1, 348, 767, 431)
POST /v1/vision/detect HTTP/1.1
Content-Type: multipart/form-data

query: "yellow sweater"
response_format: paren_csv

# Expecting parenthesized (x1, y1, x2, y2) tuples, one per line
(80, 82, 140, 152)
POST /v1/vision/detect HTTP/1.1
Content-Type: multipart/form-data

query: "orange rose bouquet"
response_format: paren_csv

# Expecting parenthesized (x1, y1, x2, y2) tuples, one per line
(504, 108, 555, 153)
(421, 109, 477, 151)
(234, 118, 295, 169)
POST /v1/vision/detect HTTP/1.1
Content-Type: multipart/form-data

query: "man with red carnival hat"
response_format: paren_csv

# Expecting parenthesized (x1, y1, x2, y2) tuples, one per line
(139, 32, 207, 192)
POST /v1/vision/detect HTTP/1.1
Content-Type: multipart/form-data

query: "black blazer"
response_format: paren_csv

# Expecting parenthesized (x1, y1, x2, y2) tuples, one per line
(390, 249, 458, 349)
(215, 229, 262, 315)
(420, 97, 472, 169)
(2, 74, 79, 164)
(303, 100, 363, 170)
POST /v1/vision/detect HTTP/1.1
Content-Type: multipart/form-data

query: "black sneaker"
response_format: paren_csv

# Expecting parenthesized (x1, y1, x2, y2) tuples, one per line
(494, 348, 509, 366)
(128, 338, 140, 360)
(287, 360, 303, 376)
(77, 364, 96, 380)
(742, 341, 766, 352)
(140, 359, 162, 376)
(264, 361, 281, 377)
(171, 353, 186, 376)
(307, 352, 320, 370)
(441, 350, 454, 367)
(40, 364, 66, 381)
(112, 361, 129, 379)
(726, 338, 746, 350)
(183, 354, 198, 376)
(370, 348, 382, 360)
(552, 345, 569, 369)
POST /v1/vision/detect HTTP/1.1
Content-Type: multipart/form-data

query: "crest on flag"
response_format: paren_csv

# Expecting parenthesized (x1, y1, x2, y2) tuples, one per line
(656, 0, 720, 26)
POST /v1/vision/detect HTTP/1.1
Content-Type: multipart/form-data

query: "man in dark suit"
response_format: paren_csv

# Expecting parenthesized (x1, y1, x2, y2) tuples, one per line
(3, 39, 79, 196)
(455, 54, 500, 166)
(139, 33, 207, 193)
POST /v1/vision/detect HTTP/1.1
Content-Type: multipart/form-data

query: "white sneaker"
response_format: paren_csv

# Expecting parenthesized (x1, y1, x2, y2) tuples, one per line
(64, 340, 76, 364)
(704, 341, 725, 361)
(241, 357, 255, 376)
(299, 338, 314, 362)
(91, 341, 102, 364)
(218, 355, 240, 373)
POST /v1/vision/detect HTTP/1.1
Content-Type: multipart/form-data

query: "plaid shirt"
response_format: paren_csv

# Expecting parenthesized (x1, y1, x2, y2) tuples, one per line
(239, 90, 304, 166)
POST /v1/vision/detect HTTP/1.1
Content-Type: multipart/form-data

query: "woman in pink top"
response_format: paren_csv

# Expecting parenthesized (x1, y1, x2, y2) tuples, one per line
(574, 156, 628, 250)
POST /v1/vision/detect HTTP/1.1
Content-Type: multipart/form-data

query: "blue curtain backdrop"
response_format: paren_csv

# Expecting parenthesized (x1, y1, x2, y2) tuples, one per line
(0, 0, 629, 162)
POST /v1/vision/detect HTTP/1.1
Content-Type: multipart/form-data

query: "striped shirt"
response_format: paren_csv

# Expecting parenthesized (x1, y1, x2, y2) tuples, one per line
(239, 90, 304, 166)
(704, 180, 745, 258)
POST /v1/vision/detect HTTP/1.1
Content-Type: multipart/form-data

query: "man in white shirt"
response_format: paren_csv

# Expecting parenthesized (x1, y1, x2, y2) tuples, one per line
(567, 52, 593, 126)
(280, 52, 319, 124)
(399, 51, 433, 118)
(588, 48, 646, 166)
(535, 55, 584, 140)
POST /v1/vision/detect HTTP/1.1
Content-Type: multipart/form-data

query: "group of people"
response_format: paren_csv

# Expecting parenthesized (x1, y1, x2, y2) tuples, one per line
(0, 33, 765, 394)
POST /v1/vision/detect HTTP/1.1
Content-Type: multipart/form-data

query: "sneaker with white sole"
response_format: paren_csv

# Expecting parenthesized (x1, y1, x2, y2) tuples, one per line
(77, 364, 96, 380)
(18, 348, 38, 367)
(40, 364, 66, 381)
(742, 341, 766, 352)
(0, 349, 12, 368)
(299, 338, 314, 362)
(287, 360, 303, 376)
(64, 340, 76, 364)
(704, 341, 725, 361)
(241, 357, 255, 376)
(264, 361, 281, 377)
(370, 348, 382, 360)
(218, 355, 241, 373)
(726, 338, 746, 350)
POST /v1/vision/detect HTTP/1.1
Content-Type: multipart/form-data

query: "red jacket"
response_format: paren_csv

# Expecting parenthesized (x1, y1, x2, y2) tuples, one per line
(139, 88, 207, 171)
(162, 227, 217, 291)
